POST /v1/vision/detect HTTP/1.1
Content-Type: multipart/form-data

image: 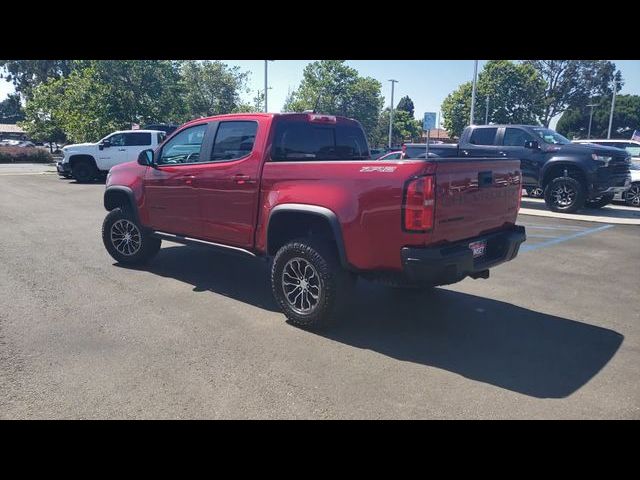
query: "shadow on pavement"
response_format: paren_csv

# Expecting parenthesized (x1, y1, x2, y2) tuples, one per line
(122, 244, 624, 399)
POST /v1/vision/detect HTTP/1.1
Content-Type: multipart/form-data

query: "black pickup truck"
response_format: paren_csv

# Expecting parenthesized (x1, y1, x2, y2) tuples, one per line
(403, 125, 632, 213)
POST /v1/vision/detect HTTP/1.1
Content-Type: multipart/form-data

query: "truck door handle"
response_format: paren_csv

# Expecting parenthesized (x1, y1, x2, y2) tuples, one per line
(118, 148, 127, 152)
(179, 175, 196, 185)
(498, 151, 507, 157)
(233, 174, 256, 185)
(461, 150, 469, 156)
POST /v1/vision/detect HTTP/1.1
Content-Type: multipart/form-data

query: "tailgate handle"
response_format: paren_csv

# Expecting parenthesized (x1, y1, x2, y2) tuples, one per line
(478, 171, 493, 187)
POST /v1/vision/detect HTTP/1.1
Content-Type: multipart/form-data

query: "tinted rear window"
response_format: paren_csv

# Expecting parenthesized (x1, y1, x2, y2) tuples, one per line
(271, 120, 369, 161)
(469, 127, 497, 145)
(124, 132, 152, 146)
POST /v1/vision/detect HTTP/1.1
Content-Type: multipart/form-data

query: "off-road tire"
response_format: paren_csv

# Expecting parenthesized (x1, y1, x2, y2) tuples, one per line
(544, 176, 586, 213)
(271, 238, 354, 330)
(102, 208, 161, 265)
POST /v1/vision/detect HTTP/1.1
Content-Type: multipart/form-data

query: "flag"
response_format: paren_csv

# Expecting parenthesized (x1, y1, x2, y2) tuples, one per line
(631, 130, 640, 142)
(131, 123, 140, 130)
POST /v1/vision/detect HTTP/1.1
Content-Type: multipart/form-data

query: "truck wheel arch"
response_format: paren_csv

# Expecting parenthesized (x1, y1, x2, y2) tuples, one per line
(541, 161, 588, 188)
(104, 186, 141, 224)
(266, 204, 349, 269)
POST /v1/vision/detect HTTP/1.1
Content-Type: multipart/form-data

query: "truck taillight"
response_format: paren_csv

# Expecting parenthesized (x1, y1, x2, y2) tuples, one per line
(403, 175, 435, 232)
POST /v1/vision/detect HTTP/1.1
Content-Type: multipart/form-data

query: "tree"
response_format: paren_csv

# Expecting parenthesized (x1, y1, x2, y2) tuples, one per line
(371, 108, 422, 147)
(21, 61, 185, 143)
(396, 95, 415, 117)
(283, 60, 383, 143)
(441, 60, 545, 138)
(556, 94, 640, 140)
(523, 60, 620, 127)
(20, 80, 67, 150)
(180, 60, 249, 119)
(0, 60, 74, 99)
(0, 93, 24, 123)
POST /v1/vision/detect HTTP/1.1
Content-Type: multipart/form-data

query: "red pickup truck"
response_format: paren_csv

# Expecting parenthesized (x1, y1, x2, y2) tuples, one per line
(102, 113, 526, 329)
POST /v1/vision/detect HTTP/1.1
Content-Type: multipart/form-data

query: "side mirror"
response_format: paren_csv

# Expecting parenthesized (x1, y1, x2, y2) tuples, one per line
(137, 149, 155, 167)
(99, 140, 111, 151)
(524, 140, 539, 150)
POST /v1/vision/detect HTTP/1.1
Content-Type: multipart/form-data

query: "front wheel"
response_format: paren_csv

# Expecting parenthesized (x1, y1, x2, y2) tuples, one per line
(102, 208, 161, 265)
(271, 239, 353, 330)
(624, 183, 640, 207)
(72, 161, 97, 183)
(584, 193, 614, 209)
(544, 177, 586, 213)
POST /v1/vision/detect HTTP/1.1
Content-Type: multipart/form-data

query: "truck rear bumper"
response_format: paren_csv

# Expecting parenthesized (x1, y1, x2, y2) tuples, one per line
(401, 225, 526, 285)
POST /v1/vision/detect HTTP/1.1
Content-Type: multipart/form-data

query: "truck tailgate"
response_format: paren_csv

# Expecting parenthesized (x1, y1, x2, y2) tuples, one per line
(431, 158, 521, 244)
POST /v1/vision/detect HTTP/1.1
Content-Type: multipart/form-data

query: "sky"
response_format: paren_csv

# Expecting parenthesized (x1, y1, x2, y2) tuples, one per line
(2, 60, 639, 129)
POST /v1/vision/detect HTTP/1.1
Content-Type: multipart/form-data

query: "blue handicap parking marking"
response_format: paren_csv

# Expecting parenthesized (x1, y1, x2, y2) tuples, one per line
(519, 223, 614, 253)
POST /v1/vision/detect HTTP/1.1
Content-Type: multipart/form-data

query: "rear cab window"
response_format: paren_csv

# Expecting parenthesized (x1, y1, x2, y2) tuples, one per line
(469, 127, 498, 145)
(124, 132, 152, 146)
(271, 117, 370, 161)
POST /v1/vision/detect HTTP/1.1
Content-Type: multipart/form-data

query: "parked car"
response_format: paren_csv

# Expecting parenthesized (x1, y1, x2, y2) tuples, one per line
(57, 130, 167, 182)
(369, 148, 388, 159)
(377, 151, 403, 160)
(573, 139, 640, 161)
(405, 125, 631, 213)
(619, 160, 640, 207)
(101, 112, 526, 329)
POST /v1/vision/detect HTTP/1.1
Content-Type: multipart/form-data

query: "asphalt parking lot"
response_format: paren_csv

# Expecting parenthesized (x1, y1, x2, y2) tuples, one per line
(1, 167, 638, 419)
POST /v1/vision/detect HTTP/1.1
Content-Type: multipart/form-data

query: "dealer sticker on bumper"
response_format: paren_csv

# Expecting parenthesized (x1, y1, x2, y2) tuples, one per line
(469, 240, 487, 258)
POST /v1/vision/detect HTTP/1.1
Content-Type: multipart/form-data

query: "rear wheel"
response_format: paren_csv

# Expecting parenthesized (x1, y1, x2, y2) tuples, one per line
(624, 183, 640, 207)
(271, 238, 354, 330)
(525, 186, 544, 198)
(72, 161, 97, 183)
(102, 208, 161, 265)
(585, 193, 614, 209)
(544, 177, 586, 213)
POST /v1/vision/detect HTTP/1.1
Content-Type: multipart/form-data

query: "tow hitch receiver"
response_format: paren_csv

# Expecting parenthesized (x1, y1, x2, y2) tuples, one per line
(470, 269, 490, 280)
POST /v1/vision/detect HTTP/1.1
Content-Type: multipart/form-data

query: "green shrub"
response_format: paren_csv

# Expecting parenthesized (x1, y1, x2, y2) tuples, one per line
(0, 146, 53, 163)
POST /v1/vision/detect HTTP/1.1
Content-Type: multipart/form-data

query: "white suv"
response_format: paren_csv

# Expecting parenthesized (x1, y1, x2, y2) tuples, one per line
(58, 130, 166, 182)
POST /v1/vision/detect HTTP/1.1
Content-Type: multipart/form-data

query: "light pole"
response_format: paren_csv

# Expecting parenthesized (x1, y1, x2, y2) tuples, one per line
(469, 60, 478, 125)
(586, 103, 597, 139)
(485, 95, 490, 124)
(264, 60, 274, 113)
(388, 79, 398, 149)
(607, 77, 620, 139)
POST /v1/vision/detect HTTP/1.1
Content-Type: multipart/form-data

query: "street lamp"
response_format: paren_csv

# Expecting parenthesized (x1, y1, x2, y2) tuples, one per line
(388, 79, 399, 149)
(485, 95, 490, 125)
(607, 76, 621, 139)
(264, 60, 274, 113)
(469, 60, 478, 125)
(586, 103, 597, 139)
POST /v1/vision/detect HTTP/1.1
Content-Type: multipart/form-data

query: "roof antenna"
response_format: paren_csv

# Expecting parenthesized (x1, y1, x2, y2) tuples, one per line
(303, 90, 322, 114)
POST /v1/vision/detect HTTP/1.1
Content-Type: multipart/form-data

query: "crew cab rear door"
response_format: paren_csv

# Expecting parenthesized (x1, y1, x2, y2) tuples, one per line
(195, 118, 265, 248)
(460, 127, 503, 158)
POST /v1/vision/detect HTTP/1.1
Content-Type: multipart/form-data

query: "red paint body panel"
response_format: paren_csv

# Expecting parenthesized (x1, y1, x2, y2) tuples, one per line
(106, 113, 522, 273)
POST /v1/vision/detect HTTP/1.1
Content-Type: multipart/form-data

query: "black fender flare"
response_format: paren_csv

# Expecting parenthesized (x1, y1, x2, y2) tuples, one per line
(104, 186, 141, 224)
(540, 158, 591, 187)
(266, 204, 349, 269)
